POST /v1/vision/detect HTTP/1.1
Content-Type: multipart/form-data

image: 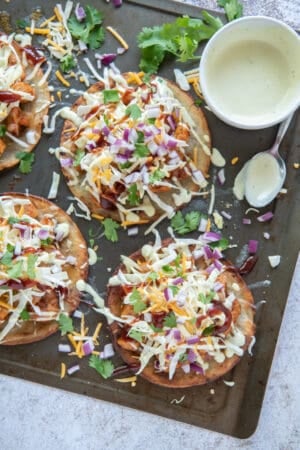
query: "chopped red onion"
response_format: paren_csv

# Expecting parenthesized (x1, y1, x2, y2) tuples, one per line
(124, 172, 140, 184)
(117, 47, 126, 55)
(190, 363, 204, 374)
(221, 210, 232, 220)
(102, 125, 110, 136)
(13, 223, 28, 232)
(217, 168, 226, 185)
(181, 363, 190, 374)
(38, 228, 49, 240)
(203, 245, 214, 259)
(212, 248, 223, 259)
(173, 329, 181, 341)
(192, 169, 205, 184)
(75, 4, 86, 21)
(55, 229, 65, 242)
(206, 263, 215, 274)
(83, 340, 95, 356)
(58, 343, 72, 353)
(242, 218, 252, 225)
(67, 364, 80, 375)
(100, 343, 115, 359)
(172, 277, 184, 286)
(214, 281, 224, 292)
(213, 259, 223, 271)
(66, 255, 77, 265)
(60, 157, 73, 167)
(257, 211, 274, 222)
(164, 287, 173, 301)
(85, 140, 97, 151)
(112, 0, 123, 7)
(192, 248, 204, 260)
(14, 241, 22, 256)
(187, 336, 200, 345)
(198, 217, 208, 232)
(263, 232, 270, 240)
(248, 239, 258, 255)
(187, 349, 197, 362)
(128, 226, 139, 237)
(101, 53, 117, 66)
(123, 128, 130, 141)
(166, 115, 176, 131)
(202, 231, 222, 242)
(73, 309, 83, 319)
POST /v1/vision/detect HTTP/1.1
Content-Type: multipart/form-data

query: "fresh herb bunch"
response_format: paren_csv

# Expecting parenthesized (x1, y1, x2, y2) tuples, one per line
(217, 0, 243, 22)
(68, 5, 105, 49)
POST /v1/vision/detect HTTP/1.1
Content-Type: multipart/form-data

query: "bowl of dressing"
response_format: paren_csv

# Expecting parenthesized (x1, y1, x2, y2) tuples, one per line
(199, 16, 300, 129)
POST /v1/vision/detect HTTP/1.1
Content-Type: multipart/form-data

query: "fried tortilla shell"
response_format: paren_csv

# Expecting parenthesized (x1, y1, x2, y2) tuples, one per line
(0, 193, 88, 345)
(107, 240, 255, 388)
(59, 73, 211, 223)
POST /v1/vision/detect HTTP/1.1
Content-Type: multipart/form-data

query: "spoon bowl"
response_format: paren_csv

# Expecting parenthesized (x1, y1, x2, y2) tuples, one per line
(245, 113, 293, 207)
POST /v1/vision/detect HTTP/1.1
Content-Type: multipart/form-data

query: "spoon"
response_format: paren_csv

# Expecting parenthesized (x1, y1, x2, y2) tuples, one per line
(244, 113, 294, 207)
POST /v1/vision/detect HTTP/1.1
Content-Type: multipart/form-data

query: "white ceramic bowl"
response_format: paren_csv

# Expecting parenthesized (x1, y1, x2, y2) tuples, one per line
(199, 16, 300, 129)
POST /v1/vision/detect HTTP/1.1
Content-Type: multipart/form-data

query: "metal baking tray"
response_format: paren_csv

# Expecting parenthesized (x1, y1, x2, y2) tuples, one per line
(0, 0, 299, 438)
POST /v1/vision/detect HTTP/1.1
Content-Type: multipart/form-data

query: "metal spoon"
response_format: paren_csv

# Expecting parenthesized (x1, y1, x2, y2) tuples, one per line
(245, 113, 293, 207)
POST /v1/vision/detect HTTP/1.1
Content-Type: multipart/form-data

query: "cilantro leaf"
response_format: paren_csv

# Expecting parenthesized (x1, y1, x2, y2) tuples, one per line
(20, 309, 30, 321)
(150, 324, 163, 333)
(128, 329, 144, 343)
(209, 237, 229, 250)
(102, 218, 119, 242)
(202, 324, 215, 337)
(148, 271, 158, 281)
(149, 168, 166, 184)
(198, 291, 215, 304)
(85, 5, 103, 27)
(127, 183, 141, 206)
(40, 237, 53, 247)
(27, 254, 38, 280)
(16, 18, 29, 29)
(8, 216, 20, 225)
(162, 265, 175, 274)
(163, 312, 177, 328)
(217, 0, 243, 22)
(125, 104, 142, 120)
(169, 285, 179, 295)
(137, 13, 223, 73)
(89, 354, 114, 379)
(73, 149, 85, 167)
(16, 152, 35, 174)
(58, 313, 74, 335)
(87, 26, 105, 49)
(0, 124, 6, 137)
(60, 54, 76, 73)
(103, 89, 120, 104)
(7, 260, 23, 279)
(0, 251, 13, 266)
(128, 288, 147, 313)
(171, 211, 201, 235)
(67, 5, 104, 49)
(134, 143, 150, 158)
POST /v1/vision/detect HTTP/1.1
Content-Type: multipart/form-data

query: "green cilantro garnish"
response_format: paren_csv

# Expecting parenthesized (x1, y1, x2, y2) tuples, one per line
(169, 285, 179, 295)
(125, 104, 142, 120)
(7, 260, 23, 279)
(198, 291, 215, 304)
(128, 288, 147, 313)
(40, 237, 53, 246)
(134, 143, 150, 158)
(89, 354, 114, 379)
(147, 117, 156, 124)
(16, 18, 29, 29)
(149, 168, 166, 184)
(128, 329, 144, 343)
(127, 183, 141, 206)
(103, 89, 120, 104)
(150, 324, 163, 333)
(209, 237, 229, 250)
(0, 250, 13, 266)
(171, 210, 202, 235)
(162, 265, 175, 274)
(119, 161, 132, 170)
(194, 99, 203, 107)
(217, 0, 243, 22)
(58, 313, 74, 335)
(27, 254, 38, 280)
(68, 5, 105, 49)
(163, 311, 177, 328)
(16, 152, 35, 174)
(136, 131, 145, 143)
(20, 310, 30, 321)
(102, 218, 119, 242)
(137, 12, 223, 73)
(0, 124, 6, 137)
(202, 325, 215, 337)
(60, 54, 76, 73)
(8, 216, 20, 225)
(179, 352, 188, 362)
(148, 271, 158, 281)
(73, 149, 85, 167)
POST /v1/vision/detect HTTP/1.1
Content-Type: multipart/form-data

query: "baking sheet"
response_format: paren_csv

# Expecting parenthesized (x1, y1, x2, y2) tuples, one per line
(0, 0, 299, 439)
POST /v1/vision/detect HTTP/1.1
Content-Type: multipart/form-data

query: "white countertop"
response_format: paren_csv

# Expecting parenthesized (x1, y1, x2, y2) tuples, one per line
(1, 1, 300, 449)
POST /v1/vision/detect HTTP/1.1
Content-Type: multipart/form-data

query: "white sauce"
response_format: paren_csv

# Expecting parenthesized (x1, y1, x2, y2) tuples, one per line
(206, 40, 290, 123)
(245, 153, 282, 206)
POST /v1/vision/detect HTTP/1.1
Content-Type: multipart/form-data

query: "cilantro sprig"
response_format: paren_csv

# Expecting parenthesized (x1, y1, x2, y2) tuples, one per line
(16, 151, 35, 174)
(102, 218, 119, 242)
(128, 289, 147, 313)
(217, 0, 243, 22)
(60, 54, 76, 73)
(68, 5, 105, 49)
(89, 354, 114, 379)
(171, 211, 202, 235)
(127, 183, 141, 206)
(137, 12, 223, 73)
(58, 313, 74, 335)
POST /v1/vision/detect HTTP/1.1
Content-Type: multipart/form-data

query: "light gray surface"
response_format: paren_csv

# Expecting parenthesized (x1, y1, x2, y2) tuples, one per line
(1, 1, 300, 449)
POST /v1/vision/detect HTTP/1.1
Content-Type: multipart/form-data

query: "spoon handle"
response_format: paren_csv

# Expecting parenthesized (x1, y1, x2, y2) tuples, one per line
(270, 113, 294, 155)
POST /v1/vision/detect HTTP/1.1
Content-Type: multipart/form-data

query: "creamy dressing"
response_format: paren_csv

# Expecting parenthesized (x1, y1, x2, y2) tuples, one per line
(206, 40, 290, 122)
(245, 153, 282, 206)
